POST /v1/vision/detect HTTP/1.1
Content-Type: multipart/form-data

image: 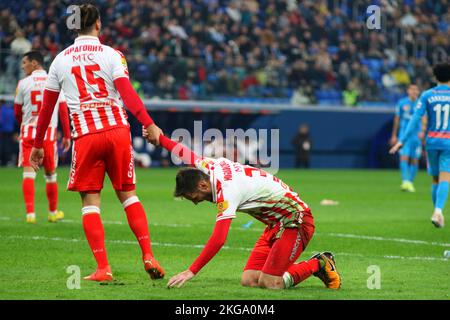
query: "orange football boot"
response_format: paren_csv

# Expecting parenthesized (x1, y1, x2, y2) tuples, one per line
(311, 252, 341, 289)
(83, 266, 113, 282)
(143, 254, 165, 279)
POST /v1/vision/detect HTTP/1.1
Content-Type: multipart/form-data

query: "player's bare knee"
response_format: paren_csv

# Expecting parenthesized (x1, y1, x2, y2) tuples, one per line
(241, 271, 259, 287)
(116, 190, 137, 203)
(80, 192, 101, 207)
(45, 169, 56, 176)
(241, 278, 257, 287)
(257, 274, 284, 289)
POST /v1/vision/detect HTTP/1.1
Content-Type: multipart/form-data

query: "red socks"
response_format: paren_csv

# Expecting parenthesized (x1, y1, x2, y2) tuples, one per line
(82, 197, 152, 270)
(23, 172, 59, 217)
(284, 258, 320, 288)
(123, 196, 153, 258)
(82, 207, 109, 269)
(45, 174, 58, 213)
(22, 172, 36, 216)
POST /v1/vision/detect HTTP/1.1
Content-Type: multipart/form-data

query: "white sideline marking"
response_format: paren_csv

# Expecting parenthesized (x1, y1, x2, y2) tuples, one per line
(317, 232, 450, 248)
(0, 234, 250, 252)
(1, 215, 449, 248)
(0, 234, 448, 262)
(61, 218, 192, 228)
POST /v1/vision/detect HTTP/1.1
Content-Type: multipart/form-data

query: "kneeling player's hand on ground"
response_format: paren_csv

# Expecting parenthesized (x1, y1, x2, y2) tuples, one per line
(144, 124, 163, 146)
(61, 138, 71, 153)
(29, 147, 44, 171)
(167, 270, 195, 288)
(389, 142, 403, 154)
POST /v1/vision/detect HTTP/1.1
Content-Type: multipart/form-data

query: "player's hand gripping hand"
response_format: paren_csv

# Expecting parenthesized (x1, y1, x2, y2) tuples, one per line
(167, 270, 195, 288)
(143, 124, 163, 146)
(389, 142, 403, 154)
(29, 147, 44, 171)
(61, 138, 71, 153)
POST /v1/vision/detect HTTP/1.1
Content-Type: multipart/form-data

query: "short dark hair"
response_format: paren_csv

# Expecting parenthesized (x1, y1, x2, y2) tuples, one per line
(77, 3, 100, 34)
(174, 168, 210, 197)
(433, 62, 450, 83)
(23, 51, 43, 66)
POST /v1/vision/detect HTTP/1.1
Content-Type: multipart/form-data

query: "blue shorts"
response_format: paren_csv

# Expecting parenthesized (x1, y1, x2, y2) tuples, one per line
(399, 139, 422, 159)
(426, 149, 450, 176)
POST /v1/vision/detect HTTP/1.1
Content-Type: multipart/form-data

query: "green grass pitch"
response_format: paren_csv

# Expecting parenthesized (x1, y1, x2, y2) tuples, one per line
(0, 167, 448, 300)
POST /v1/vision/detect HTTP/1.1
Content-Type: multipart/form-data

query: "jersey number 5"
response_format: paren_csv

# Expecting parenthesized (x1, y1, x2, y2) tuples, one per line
(30, 90, 41, 116)
(71, 64, 108, 103)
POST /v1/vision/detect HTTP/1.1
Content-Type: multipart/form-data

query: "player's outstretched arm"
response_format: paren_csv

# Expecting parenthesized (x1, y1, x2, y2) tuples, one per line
(167, 219, 232, 288)
(113, 77, 162, 145)
(30, 89, 59, 171)
(151, 134, 202, 167)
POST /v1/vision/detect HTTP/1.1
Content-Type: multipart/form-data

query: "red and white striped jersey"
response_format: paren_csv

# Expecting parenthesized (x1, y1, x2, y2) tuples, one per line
(14, 69, 65, 141)
(45, 36, 130, 139)
(195, 157, 310, 227)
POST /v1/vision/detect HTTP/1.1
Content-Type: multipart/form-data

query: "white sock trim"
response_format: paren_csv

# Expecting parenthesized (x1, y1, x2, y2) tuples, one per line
(122, 196, 139, 209)
(23, 172, 36, 179)
(26, 213, 35, 218)
(45, 173, 57, 183)
(282, 272, 294, 289)
(81, 206, 100, 215)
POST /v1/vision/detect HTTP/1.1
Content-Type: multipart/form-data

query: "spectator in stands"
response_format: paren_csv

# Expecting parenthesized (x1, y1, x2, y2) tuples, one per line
(0, 0, 448, 105)
(291, 124, 312, 168)
(291, 84, 315, 106)
(5, 29, 31, 77)
(362, 79, 382, 102)
(343, 78, 360, 107)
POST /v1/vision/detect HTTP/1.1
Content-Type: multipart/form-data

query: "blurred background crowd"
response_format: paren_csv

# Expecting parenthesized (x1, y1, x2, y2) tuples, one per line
(0, 0, 449, 106)
(0, 0, 448, 168)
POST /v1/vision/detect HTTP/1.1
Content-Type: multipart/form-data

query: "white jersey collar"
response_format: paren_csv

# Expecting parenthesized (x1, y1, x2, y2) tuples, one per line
(31, 69, 46, 75)
(74, 35, 100, 43)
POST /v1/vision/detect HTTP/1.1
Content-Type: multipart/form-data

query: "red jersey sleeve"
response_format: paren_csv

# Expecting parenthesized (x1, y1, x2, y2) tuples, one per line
(113, 77, 154, 127)
(159, 134, 201, 166)
(14, 104, 22, 125)
(189, 218, 232, 275)
(58, 101, 71, 139)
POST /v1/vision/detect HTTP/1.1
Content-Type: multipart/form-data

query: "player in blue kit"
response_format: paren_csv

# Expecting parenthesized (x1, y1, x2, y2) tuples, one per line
(390, 62, 450, 228)
(390, 84, 424, 192)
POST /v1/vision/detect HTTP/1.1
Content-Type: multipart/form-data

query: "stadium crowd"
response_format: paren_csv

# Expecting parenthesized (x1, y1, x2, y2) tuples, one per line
(0, 0, 449, 105)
